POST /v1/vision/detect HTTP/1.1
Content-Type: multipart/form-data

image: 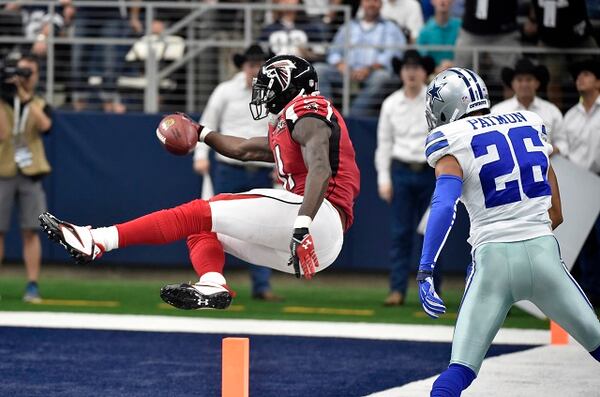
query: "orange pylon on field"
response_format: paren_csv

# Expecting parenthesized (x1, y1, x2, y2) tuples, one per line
(222, 337, 250, 397)
(550, 321, 569, 345)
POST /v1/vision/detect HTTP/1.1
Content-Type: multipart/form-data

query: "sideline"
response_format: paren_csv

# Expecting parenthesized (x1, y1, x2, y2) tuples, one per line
(366, 343, 599, 397)
(0, 311, 548, 345)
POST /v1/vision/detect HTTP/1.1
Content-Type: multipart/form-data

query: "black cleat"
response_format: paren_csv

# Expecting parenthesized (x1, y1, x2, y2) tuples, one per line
(39, 212, 104, 265)
(160, 282, 232, 310)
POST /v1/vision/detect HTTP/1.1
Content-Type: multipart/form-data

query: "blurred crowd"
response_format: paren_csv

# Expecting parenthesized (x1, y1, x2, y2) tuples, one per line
(0, 0, 598, 114)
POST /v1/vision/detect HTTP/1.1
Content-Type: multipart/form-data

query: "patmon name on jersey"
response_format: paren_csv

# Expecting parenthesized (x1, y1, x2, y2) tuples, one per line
(466, 111, 528, 130)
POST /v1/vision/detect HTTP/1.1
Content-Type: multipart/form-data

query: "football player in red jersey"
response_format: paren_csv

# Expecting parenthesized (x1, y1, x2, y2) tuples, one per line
(39, 55, 360, 310)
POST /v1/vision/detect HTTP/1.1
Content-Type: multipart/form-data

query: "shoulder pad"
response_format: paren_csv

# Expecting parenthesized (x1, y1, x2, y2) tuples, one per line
(285, 96, 334, 125)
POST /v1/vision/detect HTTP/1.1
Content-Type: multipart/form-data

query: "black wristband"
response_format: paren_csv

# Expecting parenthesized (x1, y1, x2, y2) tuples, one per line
(293, 227, 309, 239)
(416, 270, 433, 282)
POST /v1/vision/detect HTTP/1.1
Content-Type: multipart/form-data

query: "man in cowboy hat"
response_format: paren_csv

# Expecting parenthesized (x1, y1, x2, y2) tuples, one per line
(554, 58, 600, 307)
(193, 44, 283, 302)
(492, 57, 563, 144)
(375, 49, 440, 306)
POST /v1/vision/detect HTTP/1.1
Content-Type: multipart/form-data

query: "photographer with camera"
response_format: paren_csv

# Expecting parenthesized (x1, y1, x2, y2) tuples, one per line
(0, 54, 52, 303)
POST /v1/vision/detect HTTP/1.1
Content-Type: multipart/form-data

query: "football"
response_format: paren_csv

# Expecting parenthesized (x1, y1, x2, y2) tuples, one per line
(155, 113, 198, 156)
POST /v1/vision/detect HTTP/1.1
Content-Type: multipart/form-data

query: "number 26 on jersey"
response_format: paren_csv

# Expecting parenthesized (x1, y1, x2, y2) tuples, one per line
(471, 125, 552, 209)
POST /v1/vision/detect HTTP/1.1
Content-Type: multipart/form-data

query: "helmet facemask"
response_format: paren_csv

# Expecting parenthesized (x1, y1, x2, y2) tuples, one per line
(425, 98, 437, 132)
(250, 77, 275, 120)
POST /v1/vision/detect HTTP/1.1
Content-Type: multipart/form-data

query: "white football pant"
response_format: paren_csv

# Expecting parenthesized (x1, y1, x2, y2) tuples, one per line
(209, 188, 344, 274)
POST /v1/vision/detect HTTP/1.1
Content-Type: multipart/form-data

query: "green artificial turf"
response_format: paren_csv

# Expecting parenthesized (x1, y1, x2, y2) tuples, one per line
(0, 275, 549, 329)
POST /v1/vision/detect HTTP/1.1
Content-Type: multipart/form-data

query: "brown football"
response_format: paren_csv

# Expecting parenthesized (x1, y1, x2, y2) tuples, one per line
(155, 113, 198, 156)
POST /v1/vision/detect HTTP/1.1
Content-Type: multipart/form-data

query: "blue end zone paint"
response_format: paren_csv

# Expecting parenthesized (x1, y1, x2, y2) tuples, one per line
(0, 327, 535, 397)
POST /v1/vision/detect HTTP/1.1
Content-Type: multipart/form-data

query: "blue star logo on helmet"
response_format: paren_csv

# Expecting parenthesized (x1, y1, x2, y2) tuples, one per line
(428, 82, 445, 103)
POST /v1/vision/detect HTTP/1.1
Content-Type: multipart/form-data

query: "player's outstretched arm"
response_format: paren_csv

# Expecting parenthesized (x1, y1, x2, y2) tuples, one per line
(287, 117, 332, 279)
(199, 124, 274, 163)
(547, 164, 563, 230)
(418, 155, 464, 319)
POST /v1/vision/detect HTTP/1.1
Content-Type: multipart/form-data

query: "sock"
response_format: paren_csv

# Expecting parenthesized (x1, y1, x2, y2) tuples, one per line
(200, 272, 227, 285)
(431, 363, 476, 397)
(116, 199, 212, 248)
(591, 346, 600, 362)
(187, 232, 225, 278)
(200, 271, 236, 297)
(91, 226, 119, 252)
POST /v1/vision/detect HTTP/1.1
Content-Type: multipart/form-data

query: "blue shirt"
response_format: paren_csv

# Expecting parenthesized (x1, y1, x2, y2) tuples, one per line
(417, 17, 461, 66)
(327, 18, 406, 72)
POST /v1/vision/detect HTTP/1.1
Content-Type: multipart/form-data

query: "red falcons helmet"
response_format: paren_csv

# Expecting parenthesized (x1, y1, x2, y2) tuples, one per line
(250, 55, 319, 120)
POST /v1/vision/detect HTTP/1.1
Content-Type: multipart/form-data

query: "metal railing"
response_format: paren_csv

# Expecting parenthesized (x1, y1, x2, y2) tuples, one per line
(1, 1, 599, 115)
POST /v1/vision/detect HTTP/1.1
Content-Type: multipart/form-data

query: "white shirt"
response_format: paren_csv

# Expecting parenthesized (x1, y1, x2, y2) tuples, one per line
(425, 110, 553, 250)
(491, 96, 563, 143)
(554, 96, 600, 174)
(375, 86, 429, 186)
(358, 0, 424, 41)
(194, 72, 271, 167)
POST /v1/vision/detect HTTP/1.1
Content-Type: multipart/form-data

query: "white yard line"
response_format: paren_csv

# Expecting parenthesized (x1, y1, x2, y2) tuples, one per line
(365, 343, 599, 397)
(0, 311, 548, 345)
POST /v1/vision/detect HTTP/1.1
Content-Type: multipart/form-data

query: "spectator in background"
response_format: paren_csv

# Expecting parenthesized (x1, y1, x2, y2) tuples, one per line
(315, 0, 406, 116)
(302, 0, 343, 40)
(193, 44, 283, 302)
(375, 50, 437, 306)
(417, 0, 461, 73)
(357, 0, 424, 43)
(4, 0, 74, 57)
(420, 0, 463, 20)
(525, 0, 597, 110)
(121, 18, 186, 111)
(453, 0, 520, 96)
(553, 59, 600, 307)
(492, 58, 562, 144)
(0, 54, 52, 303)
(327, 0, 361, 41)
(259, 0, 327, 62)
(3, 0, 75, 110)
(303, 0, 334, 23)
(70, 0, 142, 113)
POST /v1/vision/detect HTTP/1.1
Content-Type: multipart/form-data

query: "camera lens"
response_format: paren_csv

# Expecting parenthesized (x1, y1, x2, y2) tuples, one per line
(16, 67, 32, 79)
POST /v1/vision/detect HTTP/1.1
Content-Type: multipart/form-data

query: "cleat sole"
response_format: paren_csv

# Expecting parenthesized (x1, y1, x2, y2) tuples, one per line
(160, 284, 232, 310)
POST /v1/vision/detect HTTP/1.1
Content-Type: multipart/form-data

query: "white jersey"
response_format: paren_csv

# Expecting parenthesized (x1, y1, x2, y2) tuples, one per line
(425, 110, 554, 250)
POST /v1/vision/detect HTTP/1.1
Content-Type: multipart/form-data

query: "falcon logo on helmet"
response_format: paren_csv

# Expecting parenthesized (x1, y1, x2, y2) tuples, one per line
(263, 59, 297, 91)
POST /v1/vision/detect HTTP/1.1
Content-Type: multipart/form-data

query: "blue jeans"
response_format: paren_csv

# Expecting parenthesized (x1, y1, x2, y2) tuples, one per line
(388, 161, 440, 294)
(313, 63, 394, 117)
(212, 162, 274, 295)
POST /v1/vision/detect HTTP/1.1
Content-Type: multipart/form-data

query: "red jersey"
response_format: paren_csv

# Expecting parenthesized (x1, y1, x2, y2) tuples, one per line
(268, 94, 360, 231)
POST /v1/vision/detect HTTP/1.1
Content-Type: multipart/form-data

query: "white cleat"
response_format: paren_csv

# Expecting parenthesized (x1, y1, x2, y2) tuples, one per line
(39, 212, 104, 264)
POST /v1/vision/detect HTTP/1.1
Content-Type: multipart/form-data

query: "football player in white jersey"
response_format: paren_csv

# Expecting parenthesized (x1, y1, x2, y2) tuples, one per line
(417, 67, 600, 396)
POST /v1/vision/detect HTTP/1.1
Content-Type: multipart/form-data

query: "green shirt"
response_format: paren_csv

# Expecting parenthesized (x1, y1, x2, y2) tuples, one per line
(417, 17, 461, 66)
